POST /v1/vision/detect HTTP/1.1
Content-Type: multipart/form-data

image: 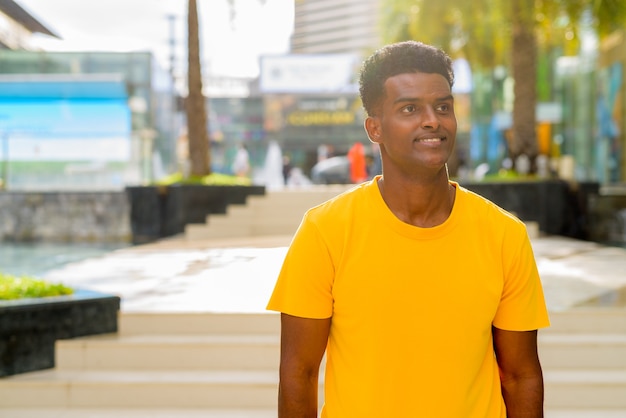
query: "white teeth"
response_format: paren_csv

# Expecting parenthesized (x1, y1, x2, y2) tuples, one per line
(419, 138, 441, 142)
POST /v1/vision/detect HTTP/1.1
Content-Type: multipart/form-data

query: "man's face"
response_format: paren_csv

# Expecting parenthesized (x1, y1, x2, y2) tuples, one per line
(366, 71, 457, 176)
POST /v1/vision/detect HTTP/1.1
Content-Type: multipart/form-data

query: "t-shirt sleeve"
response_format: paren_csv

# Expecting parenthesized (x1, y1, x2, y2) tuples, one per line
(492, 223, 551, 331)
(266, 211, 334, 319)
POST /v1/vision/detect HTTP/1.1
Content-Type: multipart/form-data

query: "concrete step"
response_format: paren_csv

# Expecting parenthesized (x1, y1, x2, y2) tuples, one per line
(544, 369, 626, 409)
(118, 312, 279, 336)
(204, 215, 305, 229)
(229, 198, 322, 209)
(0, 408, 277, 418)
(185, 223, 254, 240)
(221, 206, 301, 219)
(544, 309, 626, 334)
(210, 209, 306, 224)
(186, 222, 300, 239)
(247, 188, 350, 202)
(0, 312, 314, 413)
(545, 410, 626, 417)
(118, 308, 623, 337)
(184, 187, 351, 241)
(539, 333, 626, 369)
(3, 408, 626, 418)
(3, 310, 625, 414)
(0, 369, 278, 408)
(233, 193, 343, 214)
(56, 334, 279, 371)
(3, 368, 623, 409)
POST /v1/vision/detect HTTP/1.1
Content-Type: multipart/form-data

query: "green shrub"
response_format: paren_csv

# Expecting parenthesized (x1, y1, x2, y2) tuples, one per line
(154, 172, 252, 186)
(0, 273, 74, 300)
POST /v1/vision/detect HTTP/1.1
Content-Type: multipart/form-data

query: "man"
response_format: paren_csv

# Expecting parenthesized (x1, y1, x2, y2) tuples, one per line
(267, 41, 550, 417)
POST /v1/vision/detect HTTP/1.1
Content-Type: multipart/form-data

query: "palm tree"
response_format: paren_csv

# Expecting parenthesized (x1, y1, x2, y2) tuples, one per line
(510, 0, 538, 161)
(186, 0, 210, 177)
(381, 0, 626, 171)
(184, 0, 267, 178)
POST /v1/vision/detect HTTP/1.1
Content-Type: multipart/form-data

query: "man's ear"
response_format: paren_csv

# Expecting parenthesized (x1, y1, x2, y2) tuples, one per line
(365, 116, 381, 144)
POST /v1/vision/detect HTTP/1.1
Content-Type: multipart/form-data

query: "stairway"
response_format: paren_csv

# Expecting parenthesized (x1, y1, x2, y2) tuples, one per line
(185, 185, 352, 240)
(0, 312, 283, 417)
(0, 310, 624, 417)
(541, 309, 626, 416)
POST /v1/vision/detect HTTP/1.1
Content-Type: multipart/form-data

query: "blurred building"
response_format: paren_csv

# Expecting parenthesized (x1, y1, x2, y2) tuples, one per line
(207, 1, 381, 178)
(258, 52, 367, 174)
(291, 0, 381, 55)
(0, 0, 59, 50)
(254, 0, 382, 175)
(288, 0, 626, 184)
(202, 96, 265, 176)
(0, 51, 177, 190)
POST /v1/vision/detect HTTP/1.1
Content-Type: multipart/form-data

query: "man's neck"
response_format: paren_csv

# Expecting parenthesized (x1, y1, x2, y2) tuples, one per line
(377, 172, 455, 228)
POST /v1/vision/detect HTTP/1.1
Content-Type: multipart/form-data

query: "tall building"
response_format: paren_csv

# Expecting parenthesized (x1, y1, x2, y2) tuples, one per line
(0, 0, 58, 50)
(291, 0, 381, 56)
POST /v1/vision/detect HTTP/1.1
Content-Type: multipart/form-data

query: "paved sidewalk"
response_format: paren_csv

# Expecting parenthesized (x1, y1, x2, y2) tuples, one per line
(43, 234, 626, 313)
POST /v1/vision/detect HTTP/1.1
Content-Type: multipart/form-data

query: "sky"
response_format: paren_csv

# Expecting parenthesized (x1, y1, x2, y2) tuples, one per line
(18, 0, 294, 79)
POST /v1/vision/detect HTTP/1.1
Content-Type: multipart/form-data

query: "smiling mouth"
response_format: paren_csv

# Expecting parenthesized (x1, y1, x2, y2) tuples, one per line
(416, 137, 445, 143)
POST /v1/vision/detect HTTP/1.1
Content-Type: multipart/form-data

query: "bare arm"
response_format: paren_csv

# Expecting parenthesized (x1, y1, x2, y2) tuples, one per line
(493, 327, 544, 418)
(278, 313, 331, 418)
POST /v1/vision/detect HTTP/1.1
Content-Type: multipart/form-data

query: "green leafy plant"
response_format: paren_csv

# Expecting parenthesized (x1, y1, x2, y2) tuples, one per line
(0, 273, 74, 300)
(154, 172, 252, 186)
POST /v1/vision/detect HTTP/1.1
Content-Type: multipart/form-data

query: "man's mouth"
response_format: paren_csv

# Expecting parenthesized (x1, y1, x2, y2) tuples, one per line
(416, 137, 445, 143)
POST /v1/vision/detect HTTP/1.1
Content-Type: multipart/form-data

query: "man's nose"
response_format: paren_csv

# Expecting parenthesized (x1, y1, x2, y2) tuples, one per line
(421, 107, 439, 129)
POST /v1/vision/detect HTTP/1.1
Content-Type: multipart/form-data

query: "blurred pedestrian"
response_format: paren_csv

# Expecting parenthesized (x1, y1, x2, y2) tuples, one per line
(317, 144, 332, 162)
(232, 144, 249, 177)
(282, 155, 293, 185)
(267, 41, 549, 417)
(347, 141, 367, 183)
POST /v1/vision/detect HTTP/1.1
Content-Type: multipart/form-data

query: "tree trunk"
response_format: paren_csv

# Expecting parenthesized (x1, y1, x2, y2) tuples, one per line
(510, 0, 538, 170)
(186, 0, 211, 176)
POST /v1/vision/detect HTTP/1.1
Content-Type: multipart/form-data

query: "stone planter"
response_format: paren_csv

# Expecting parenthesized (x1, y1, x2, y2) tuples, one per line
(126, 185, 266, 244)
(588, 192, 626, 246)
(0, 289, 120, 377)
(126, 186, 165, 244)
(460, 180, 599, 239)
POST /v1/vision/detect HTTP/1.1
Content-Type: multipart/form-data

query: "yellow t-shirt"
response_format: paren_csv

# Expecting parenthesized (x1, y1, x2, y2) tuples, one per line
(267, 177, 550, 417)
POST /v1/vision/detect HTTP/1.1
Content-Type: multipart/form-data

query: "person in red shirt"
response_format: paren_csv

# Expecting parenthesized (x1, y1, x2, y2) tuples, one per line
(347, 141, 367, 183)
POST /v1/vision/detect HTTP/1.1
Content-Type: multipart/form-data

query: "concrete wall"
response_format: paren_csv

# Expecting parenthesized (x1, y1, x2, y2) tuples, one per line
(0, 191, 131, 243)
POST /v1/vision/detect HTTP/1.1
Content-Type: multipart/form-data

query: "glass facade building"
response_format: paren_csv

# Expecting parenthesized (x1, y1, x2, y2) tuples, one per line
(0, 50, 177, 190)
(206, 97, 266, 175)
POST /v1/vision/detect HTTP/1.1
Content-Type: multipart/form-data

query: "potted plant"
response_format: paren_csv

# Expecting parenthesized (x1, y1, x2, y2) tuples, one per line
(126, 172, 265, 244)
(0, 273, 120, 377)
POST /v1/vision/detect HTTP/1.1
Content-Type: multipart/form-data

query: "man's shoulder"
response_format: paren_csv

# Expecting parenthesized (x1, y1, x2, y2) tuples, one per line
(306, 182, 371, 218)
(457, 185, 525, 227)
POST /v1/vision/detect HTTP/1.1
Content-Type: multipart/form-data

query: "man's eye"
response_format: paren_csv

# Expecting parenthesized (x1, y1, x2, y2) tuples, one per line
(402, 105, 415, 113)
(437, 104, 450, 112)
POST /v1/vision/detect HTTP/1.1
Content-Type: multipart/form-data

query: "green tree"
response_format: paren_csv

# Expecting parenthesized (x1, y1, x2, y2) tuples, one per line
(381, 0, 626, 169)
(186, 0, 210, 177)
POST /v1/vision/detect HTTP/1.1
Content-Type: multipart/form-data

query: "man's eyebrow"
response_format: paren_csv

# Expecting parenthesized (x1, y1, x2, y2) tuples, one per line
(393, 94, 454, 105)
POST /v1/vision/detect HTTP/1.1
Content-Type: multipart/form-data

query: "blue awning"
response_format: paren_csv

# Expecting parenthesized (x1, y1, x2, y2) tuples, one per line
(0, 77, 132, 161)
(0, 99, 131, 138)
(0, 75, 128, 100)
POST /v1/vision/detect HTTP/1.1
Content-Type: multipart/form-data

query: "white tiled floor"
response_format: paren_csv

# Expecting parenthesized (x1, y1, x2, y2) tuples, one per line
(39, 234, 626, 314)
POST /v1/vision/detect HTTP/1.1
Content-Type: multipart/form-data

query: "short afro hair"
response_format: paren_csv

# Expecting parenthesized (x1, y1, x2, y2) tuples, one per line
(359, 41, 454, 116)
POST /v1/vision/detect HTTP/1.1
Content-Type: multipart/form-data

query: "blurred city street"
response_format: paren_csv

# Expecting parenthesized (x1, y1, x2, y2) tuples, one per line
(2, 0, 626, 415)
